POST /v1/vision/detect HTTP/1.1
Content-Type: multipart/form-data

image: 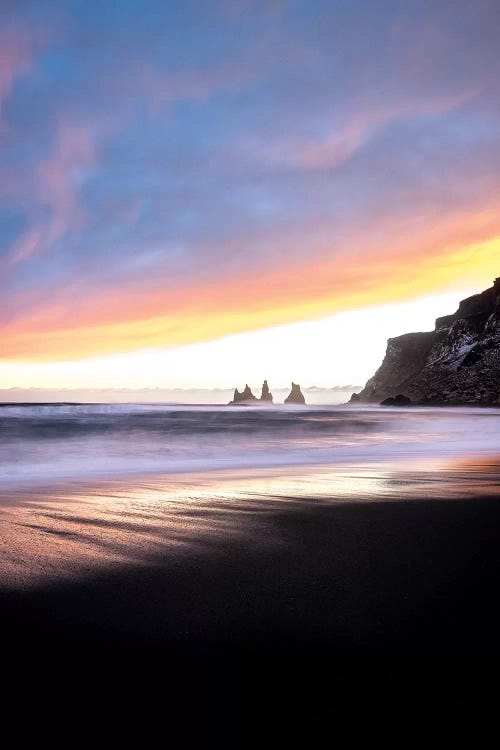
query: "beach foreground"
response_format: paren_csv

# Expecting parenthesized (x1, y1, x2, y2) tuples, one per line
(1, 457, 499, 744)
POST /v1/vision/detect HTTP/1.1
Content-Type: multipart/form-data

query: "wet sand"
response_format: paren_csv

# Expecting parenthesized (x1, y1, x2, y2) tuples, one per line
(1, 461, 500, 744)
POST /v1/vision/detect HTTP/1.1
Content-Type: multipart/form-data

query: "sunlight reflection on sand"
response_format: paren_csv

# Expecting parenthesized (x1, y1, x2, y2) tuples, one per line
(1, 455, 499, 589)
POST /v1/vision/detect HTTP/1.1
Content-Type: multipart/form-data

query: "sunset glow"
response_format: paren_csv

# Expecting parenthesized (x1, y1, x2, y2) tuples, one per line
(1, 1, 499, 385)
(2, 2, 500, 723)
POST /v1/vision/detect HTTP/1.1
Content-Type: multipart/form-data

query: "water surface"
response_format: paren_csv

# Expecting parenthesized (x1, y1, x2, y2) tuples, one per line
(1, 403, 499, 589)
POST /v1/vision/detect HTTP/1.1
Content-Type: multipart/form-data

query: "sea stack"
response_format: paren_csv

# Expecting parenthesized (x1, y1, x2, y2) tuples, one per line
(260, 380, 273, 403)
(284, 383, 306, 405)
(228, 384, 257, 405)
(352, 277, 500, 406)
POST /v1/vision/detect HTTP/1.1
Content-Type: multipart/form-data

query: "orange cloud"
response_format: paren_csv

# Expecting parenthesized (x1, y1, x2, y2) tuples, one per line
(2, 208, 500, 362)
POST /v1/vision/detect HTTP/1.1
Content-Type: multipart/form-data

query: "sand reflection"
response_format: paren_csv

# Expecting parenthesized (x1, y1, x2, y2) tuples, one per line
(1, 454, 499, 589)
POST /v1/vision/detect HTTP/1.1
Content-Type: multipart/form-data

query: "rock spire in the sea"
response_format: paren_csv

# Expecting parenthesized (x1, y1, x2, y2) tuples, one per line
(284, 382, 306, 405)
(260, 380, 273, 402)
(229, 384, 257, 405)
(352, 277, 500, 406)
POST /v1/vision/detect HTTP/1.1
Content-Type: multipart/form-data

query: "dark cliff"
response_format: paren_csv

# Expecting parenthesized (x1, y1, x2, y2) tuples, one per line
(354, 278, 500, 406)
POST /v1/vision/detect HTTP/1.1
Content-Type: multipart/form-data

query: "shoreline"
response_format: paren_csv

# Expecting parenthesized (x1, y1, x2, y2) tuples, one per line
(2, 455, 500, 587)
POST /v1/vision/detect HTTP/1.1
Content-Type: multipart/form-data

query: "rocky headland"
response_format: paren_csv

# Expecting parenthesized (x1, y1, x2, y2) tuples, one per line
(353, 278, 500, 406)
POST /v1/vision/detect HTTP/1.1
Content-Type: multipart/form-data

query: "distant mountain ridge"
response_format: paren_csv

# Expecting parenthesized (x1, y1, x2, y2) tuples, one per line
(354, 278, 500, 406)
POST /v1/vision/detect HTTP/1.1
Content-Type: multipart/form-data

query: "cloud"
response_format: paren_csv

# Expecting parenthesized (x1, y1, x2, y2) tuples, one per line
(253, 87, 478, 172)
(1, 0, 500, 365)
(3, 197, 500, 361)
(9, 120, 96, 264)
(0, 23, 34, 127)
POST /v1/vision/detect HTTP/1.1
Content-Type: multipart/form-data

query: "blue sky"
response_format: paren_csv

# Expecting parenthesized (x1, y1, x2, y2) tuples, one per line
(1, 0, 499, 386)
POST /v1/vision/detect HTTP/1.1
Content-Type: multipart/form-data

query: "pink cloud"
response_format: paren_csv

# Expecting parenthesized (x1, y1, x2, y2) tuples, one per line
(10, 121, 96, 264)
(0, 23, 35, 127)
(256, 86, 477, 172)
(266, 113, 378, 171)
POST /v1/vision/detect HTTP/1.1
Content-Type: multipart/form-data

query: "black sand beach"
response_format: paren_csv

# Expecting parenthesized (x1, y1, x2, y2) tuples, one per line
(1, 465, 499, 745)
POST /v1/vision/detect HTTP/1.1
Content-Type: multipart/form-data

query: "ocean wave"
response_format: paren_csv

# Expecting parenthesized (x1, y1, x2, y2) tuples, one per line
(0, 404, 499, 487)
(0, 404, 384, 439)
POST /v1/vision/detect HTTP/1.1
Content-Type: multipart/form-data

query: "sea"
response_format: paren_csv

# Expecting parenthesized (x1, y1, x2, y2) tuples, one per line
(1, 402, 499, 489)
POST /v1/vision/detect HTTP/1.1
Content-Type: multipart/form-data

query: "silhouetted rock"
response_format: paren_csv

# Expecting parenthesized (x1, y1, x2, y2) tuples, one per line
(380, 394, 412, 407)
(353, 278, 500, 406)
(228, 384, 257, 405)
(260, 380, 273, 402)
(284, 383, 306, 405)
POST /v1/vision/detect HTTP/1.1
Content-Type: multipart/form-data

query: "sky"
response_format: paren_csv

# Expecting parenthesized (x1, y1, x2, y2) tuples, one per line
(1, 0, 499, 391)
